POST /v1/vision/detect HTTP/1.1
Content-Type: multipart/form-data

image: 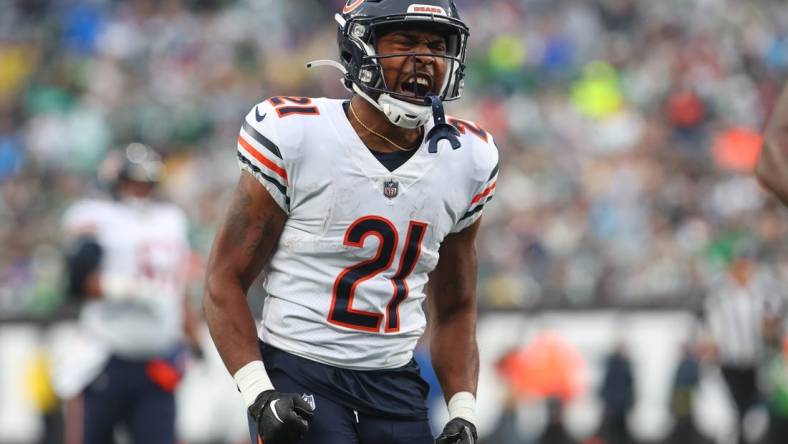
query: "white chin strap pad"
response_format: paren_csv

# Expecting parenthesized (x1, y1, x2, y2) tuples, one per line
(351, 83, 434, 129)
(377, 94, 433, 129)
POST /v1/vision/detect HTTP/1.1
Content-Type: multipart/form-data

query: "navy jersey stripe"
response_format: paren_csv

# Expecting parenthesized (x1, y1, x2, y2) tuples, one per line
(242, 120, 283, 159)
(237, 152, 291, 207)
(488, 162, 499, 181)
(459, 196, 493, 221)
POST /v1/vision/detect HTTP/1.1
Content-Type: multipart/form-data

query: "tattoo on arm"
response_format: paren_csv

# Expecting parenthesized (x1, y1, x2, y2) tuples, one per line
(224, 178, 271, 257)
(225, 179, 253, 249)
(245, 217, 276, 259)
(223, 175, 285, 279)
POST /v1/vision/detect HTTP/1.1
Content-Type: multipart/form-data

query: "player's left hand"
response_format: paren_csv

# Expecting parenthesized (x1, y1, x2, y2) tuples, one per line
(435, 418, 477, 444)
(249, 390, 313, 444)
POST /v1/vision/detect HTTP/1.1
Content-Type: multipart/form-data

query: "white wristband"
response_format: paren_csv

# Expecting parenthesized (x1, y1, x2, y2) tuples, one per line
(447, 391, 477, 426)
(233, 360, 274, 408)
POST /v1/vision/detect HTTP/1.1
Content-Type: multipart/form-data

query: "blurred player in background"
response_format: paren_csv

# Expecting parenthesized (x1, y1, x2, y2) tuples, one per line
(756, 84, 788, 206)
(203, 1, 498, 443)
(55, 143, 201, 444)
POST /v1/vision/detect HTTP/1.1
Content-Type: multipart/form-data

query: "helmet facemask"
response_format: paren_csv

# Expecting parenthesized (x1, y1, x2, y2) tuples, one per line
(354, 23, 466, 102)
(337, 13, 469, 128)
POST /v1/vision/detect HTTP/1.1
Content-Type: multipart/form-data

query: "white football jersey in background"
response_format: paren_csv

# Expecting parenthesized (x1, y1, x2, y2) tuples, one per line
(54, 198, 190, 397)
(238, 97, 498, 370)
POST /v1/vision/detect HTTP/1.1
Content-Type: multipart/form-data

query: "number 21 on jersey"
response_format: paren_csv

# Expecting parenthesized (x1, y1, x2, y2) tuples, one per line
(329, 216, 427, 334)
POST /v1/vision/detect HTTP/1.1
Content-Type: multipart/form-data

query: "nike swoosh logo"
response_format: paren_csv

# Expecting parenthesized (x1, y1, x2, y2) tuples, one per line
(269, 399, 285, 424)
(464, 427, 475, 443)
(255, 107, 267, 122)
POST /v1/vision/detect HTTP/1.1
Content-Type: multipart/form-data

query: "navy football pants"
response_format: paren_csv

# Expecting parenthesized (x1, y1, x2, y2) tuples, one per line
(248, 370, 434, 444)
(80, 356, 176, 444)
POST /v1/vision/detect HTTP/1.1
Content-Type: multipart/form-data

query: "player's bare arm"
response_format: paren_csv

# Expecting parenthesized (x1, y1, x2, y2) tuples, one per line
(204, 171, 312, 444)
(756, 84, 788, 205)
(429, 218, 482, 443)
(204, 171, 286, 374)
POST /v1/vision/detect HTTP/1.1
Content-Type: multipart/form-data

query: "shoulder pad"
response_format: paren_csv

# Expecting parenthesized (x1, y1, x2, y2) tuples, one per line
(447, 116, 491, 145)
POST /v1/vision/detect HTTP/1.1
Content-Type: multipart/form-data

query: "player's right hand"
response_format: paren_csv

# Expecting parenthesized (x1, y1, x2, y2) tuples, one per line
(249, 390, 314, 444)
(435, 418, 477, 444)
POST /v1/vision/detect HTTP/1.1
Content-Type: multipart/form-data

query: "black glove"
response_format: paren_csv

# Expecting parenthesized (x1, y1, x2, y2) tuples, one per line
(249, 390, 314, 444)
(435, 418, 477, 444)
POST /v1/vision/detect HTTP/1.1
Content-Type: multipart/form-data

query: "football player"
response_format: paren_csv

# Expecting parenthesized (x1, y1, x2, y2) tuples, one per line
(756, 84, 788, 205)
(203, 1, 497, 443)
(56, 144, 199, 444)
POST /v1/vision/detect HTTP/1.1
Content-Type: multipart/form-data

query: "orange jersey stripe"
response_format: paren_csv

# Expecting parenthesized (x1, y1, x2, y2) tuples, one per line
(471, 182, 496, 204)
(238, 135, 288, 182)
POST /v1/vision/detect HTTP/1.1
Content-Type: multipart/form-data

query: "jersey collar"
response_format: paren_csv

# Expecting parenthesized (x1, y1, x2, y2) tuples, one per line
(327, 98, 443, 187)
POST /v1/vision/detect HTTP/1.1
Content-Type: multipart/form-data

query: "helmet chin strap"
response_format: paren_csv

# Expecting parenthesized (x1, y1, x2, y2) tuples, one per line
(355, 85, 432, 129)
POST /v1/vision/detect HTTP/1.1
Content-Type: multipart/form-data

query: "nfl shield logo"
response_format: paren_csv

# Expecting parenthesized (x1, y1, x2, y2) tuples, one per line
(383, 180, 399, 199)
(302, 393, 316, 410)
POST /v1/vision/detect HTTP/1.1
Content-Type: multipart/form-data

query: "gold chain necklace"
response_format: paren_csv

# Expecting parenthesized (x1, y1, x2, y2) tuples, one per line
(349, 101, 421, 152)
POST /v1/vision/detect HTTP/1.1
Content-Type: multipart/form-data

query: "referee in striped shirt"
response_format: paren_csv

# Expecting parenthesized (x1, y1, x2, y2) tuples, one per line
(703, 247, 785, 444)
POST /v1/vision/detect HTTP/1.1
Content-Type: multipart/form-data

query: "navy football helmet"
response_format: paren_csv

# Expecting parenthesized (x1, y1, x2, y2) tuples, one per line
(99, 143, 163, 198)
(116, 143, 162, 185)
(328, 0, 470, 129)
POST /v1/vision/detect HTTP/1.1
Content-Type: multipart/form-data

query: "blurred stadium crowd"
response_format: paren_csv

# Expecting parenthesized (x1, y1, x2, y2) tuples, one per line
(1, 0, 788, 315)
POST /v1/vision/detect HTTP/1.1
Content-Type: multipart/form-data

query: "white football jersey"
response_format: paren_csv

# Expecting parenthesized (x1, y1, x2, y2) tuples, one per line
(62, 198, 190, 359)
(237, 97, 498, 370)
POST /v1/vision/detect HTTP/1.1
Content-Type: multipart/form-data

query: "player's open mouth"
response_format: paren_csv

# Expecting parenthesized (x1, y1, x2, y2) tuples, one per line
(399, 74, 433, 97)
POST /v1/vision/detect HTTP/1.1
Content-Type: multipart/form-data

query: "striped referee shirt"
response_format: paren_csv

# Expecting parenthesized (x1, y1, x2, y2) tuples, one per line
(704, 270, 785, 367)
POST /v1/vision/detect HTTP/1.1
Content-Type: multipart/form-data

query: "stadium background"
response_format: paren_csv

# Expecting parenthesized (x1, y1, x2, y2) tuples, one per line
(0, 0, 787, 442)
